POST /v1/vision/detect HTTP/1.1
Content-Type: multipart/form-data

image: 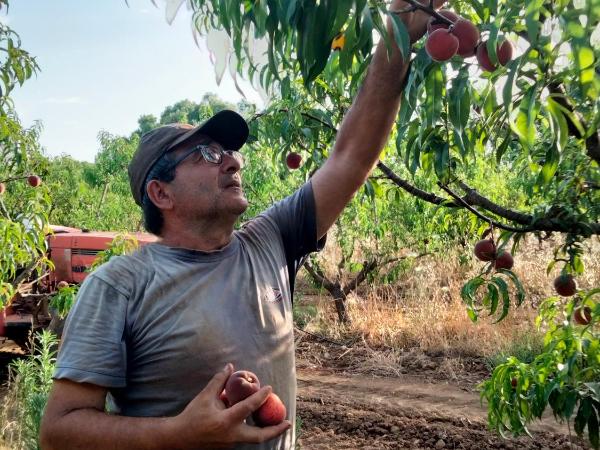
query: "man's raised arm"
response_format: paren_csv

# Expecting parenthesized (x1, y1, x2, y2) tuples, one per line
(311, 0, 444, 239)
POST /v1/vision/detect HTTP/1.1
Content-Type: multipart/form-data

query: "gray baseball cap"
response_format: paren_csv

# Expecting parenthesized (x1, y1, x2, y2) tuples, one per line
(128, 109, 249, 206)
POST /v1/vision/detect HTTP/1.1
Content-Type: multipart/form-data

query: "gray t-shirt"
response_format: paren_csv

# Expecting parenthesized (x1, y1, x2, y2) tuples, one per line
(54, 181, 324, 450)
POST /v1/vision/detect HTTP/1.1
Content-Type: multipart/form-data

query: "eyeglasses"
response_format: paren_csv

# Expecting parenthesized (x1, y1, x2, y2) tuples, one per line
(162, 142, 245, 174)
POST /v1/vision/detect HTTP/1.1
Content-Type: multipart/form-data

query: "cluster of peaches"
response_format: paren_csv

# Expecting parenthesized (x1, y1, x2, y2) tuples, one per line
(425, 10, 513, 70)
(474, 239, 591, 326)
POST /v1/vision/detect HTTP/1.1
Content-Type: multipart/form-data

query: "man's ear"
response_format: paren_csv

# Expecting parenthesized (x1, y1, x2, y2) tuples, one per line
(146, 179, 173, 210)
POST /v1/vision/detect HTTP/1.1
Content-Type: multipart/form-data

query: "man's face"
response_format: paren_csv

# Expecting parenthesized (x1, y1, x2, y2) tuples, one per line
(165, 136, 249, 223)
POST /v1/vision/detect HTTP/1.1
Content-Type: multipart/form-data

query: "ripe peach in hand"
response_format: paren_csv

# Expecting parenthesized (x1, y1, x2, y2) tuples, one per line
(474, 239, 496, 261)
(426, 29, 459, 62)
(225, 370, 260, 405)
(253, 392, 287, 427)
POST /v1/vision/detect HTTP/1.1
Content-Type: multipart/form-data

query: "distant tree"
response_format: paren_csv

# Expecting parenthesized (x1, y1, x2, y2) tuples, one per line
(137, 114, 158, 135)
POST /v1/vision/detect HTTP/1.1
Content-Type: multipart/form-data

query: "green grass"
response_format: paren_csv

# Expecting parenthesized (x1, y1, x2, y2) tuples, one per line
(484, 330, 545, 371)
(0, 331, 58, 450)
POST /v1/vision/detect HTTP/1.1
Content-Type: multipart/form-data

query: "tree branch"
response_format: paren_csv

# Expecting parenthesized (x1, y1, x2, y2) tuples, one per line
(438, 183, 533, 232)
(377, 161, 452, 205)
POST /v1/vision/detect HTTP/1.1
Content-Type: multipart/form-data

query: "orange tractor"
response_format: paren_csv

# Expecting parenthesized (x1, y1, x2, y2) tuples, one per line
(1, 226, 156, 348)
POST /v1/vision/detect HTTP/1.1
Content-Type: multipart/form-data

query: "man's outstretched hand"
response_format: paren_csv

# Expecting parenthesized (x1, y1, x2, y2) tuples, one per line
(391, 0, 447, 44)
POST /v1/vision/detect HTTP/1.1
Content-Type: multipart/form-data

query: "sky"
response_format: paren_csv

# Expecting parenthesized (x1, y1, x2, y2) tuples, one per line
(5, 0, 263, 162)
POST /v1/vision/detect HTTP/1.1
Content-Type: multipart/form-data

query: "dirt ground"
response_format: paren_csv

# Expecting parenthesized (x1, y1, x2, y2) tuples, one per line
(294, 335, 591, 450)
(0, 336, 591, 450)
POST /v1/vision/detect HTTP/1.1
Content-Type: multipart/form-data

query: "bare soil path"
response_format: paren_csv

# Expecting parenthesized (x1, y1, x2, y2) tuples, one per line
(295, 339, 590, 450)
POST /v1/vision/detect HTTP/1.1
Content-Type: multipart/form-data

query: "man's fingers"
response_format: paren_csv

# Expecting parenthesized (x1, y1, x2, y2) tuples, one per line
(237, 420, 292, 444)
(204, 363, 233, 395)
(227, 386, 272, 422)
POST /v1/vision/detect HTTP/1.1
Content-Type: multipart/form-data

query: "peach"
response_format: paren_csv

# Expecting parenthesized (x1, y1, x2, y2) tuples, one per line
(554, 274, 577, 297)
(0, 182, 5, 195)
(219, 389, 230, 407)
(225, 370, 260, 405)
(493, 251, 514, 270)
(497, 40, 514, 66)
(27, 175, 42, 187)
(253, 392, 286, 427)
(474, 239, 496, 261)
(425, 29, 459, 62)
(286, 152, 302, 170)
(477, 40, 514, 72)
(573, 306, 592, 326)
(57, 281, 69, 290)
(451, 19, 479, 57)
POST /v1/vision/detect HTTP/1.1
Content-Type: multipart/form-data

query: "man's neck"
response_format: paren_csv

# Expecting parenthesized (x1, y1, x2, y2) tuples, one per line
(158, 218, 236, 252)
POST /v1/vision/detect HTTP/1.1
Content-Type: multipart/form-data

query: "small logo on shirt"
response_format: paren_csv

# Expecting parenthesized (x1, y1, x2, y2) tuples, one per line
(264, 287, 283, 303)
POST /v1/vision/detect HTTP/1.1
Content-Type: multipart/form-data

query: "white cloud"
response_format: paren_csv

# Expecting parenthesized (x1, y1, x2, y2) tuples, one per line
(42, 96, 86, 105)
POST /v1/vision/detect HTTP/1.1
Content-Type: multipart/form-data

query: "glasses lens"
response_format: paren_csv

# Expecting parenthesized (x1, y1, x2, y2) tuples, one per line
(202, 144, 222, 164)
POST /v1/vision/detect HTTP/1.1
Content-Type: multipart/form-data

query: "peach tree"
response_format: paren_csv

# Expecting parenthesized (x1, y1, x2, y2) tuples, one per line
(157, 0, 600, 444)
(0, 7, 52, 309)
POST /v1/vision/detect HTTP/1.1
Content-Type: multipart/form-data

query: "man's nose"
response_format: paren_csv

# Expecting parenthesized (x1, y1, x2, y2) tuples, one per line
(221, 151, 242, 173)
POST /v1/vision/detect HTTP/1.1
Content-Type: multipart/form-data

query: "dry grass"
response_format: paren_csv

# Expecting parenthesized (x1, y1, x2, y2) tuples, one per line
(297, 236, 600, 359)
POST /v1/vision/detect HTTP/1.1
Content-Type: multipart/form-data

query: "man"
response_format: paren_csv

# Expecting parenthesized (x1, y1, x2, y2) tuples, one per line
(40, 1, 441, 448)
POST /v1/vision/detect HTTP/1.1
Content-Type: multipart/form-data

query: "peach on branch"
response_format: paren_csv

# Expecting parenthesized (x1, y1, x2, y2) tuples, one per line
(286, 152, 302, 170)
(252, 392, 287, 427)
(225, 370, 260, 405)
(476, 40, 514, 72)
(573, 306, 592, 326)
(27, 175, 42, 187)
(57, 281, 69, 290)
(474, 239, 496, 261)
(0, 182, 5, 195)
(553, 274, 577, 297)
(427, 10, 459, 33)
(450, 19, 480, 57)
(493, 251, 514, 270)
(425, 29, 459, 62)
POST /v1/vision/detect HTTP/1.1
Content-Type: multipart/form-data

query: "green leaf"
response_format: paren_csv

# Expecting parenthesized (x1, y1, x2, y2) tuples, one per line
(537, 144, 560, 185)
(487, 282, 500, 316)
(388, 13, 410, 59)
(546, 97, 569, 152)
(500, 269, 525, 306)
(491, 276, 511, 322)
(525, 0, 543, 45)
(575, 397, 592, 436)
(424, 64, 443, 128)
(589, 405, 599, 449)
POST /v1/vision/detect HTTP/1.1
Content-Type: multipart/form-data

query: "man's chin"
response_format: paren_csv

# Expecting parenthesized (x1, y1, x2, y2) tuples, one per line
(231, 198, 249, 216)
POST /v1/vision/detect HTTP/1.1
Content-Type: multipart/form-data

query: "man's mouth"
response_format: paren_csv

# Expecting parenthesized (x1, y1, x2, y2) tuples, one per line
(225, 181, 241, 189)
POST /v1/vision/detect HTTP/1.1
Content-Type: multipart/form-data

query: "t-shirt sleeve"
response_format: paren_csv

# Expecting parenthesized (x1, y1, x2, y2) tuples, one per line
(260, 180, 326, 293)
(53, 273, 128, 388)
